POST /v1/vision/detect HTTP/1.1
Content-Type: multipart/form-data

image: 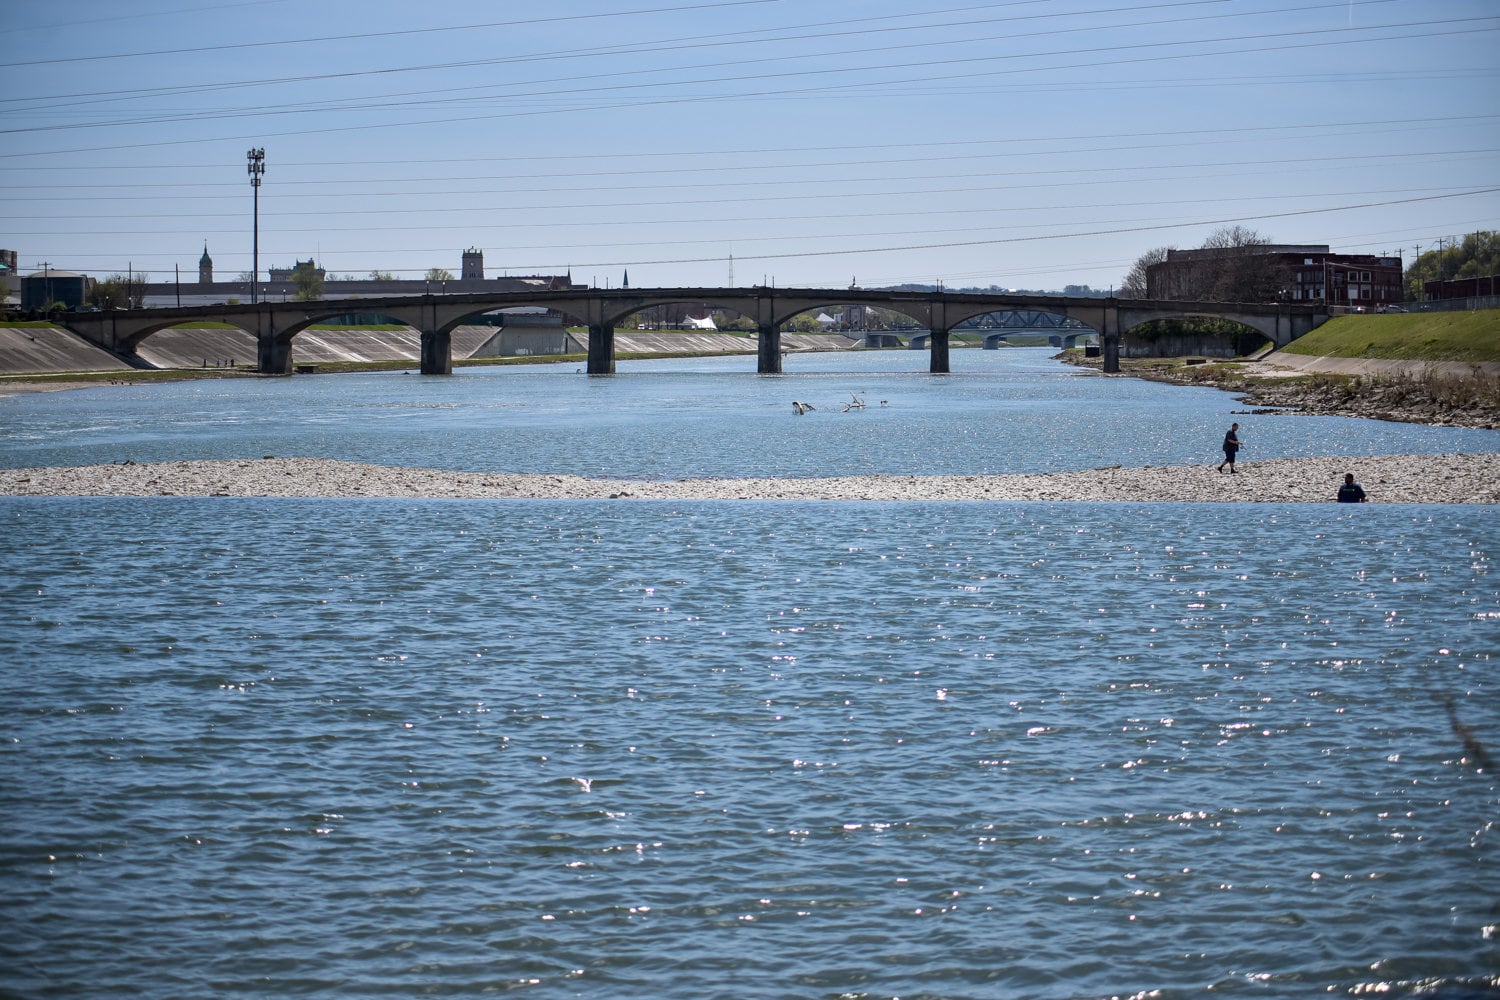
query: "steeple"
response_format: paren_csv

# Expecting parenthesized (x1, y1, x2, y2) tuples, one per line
(461, 246, 484, 281)
(198, 243, 213, 284)
(622, 269, 629, 289)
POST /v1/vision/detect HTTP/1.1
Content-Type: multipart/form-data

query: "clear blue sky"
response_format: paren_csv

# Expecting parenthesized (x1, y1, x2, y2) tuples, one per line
(3, 0, 1496, 291)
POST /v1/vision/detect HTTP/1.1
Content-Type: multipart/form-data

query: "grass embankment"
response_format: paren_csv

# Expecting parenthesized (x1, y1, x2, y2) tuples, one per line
(1279, 311, 1500, 363)
(1060, 309, 1500, 429)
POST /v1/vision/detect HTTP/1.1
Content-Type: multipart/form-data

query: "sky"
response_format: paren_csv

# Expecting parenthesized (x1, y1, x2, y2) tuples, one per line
(2, 0, 1497, 292)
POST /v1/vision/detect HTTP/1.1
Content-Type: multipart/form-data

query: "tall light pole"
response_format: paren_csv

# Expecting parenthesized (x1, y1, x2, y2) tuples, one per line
(247, 148, 265, 304)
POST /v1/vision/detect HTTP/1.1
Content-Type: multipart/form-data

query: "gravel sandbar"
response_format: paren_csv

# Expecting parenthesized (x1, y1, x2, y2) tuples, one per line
(1, 454, 1496, 503)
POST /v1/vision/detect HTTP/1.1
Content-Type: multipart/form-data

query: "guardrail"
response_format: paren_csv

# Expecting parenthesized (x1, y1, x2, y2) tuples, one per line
(1403, 296, 1500, 313)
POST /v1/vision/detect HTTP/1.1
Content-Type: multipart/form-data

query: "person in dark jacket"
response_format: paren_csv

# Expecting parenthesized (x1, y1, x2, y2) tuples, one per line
(1217, 423, 1240, 473)
(1337, 473, 1367, 503)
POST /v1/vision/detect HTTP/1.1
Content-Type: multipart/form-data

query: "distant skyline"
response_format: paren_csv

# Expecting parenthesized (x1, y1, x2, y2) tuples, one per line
(3, 0, 1497, 292)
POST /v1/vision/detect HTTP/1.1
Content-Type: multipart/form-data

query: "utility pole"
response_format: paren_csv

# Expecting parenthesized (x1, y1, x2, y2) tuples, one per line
(247, 148, 265, 304)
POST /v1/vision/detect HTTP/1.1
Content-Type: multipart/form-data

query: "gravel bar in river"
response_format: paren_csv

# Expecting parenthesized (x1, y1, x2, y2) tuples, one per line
(2, 453, 1496, 503)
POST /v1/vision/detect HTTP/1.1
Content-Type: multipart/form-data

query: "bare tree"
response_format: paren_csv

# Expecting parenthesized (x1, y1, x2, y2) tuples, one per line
(1197, 226, 1281, 302)
(1142, 227, 1282, 302)
(1200, 224, 1268, 250)
(1120, 246, 1172, 298)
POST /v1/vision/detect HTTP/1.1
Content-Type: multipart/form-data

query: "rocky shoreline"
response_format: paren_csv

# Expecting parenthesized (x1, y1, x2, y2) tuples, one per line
(2, 454, 1495, 504)
(1063, 352, 1500, 429)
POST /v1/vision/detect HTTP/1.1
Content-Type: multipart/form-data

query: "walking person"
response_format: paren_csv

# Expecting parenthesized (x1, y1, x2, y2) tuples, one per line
(1337, 472, 1367, 503)
(1217, 422, 1241, 473)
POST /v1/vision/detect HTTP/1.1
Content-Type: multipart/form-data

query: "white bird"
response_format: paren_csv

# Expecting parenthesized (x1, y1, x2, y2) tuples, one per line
(570, 777, 593, 793)
(792, 401, 815, 415)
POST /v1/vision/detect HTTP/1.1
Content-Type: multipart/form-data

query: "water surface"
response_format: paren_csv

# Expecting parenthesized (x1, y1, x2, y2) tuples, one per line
(1, 352, 1496, 998)
(2, 499, 1496, 998)
(3, 350, 1497, 477)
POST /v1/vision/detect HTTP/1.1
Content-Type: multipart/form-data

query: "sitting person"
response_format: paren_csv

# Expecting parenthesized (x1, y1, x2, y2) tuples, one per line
(1337, 473, 1367, 503)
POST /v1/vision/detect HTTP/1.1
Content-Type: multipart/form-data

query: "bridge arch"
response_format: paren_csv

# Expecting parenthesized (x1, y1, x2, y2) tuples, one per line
(51, 288, 1326, 376)
(1117, 311, 1272, 359)
(1120, 307, 1277, 342)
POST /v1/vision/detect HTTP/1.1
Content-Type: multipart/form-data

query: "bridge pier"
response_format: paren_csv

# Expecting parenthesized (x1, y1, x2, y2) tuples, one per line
(257, 332, 291, 374)
(50, 290, 1328, 382)
(1101, 333, 1119, 373)
(757, 323, 782, 374)
(1102, 300, 1121, 374)
(928, 329, 950, 374)
(587, 323, 615, 374)
(420, 329, 452, 375)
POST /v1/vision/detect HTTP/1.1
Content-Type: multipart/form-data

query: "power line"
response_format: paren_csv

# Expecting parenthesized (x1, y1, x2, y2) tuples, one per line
(0, 112, 1491, 177)
(472, 187, 1500, 272)
(2, 5, 1464, 134)
(20, 188, 1497, 273)
(0, 0, 791, 69)
(12, 186, 1477, 245)
(5, 146, 1494, 206)
(4, 12, 1491, 155)
(0, 0, 1235, 110)
(7, 144, 1494, 221)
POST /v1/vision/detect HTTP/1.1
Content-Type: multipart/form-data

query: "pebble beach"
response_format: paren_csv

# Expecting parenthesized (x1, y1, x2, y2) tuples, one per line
(2, 453, 1495, 503)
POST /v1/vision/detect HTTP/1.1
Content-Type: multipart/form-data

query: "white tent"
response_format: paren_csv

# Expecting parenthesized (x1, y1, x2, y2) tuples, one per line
(683, 314, 717, 330)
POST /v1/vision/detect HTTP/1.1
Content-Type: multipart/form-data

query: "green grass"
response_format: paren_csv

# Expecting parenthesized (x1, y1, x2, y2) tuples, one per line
(162, 322, 410, 331)
(1281, 310, 1500, 363)
(305, 323, 409, 331)
(0, 368, 256, 386)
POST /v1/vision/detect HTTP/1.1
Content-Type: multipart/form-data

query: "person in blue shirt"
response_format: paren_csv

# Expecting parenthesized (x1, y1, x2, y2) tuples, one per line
(1337, 473, 1367, 503)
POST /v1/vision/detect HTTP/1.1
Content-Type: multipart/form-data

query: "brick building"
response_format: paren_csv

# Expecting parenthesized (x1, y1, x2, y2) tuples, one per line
(1147, 245, 1403, 308)
(1423, 274, 1500, 300)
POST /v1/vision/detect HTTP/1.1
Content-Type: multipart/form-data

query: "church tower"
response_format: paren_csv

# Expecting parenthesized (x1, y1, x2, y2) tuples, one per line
(461, 247, 484, 281)
(198, 243, 213, 284)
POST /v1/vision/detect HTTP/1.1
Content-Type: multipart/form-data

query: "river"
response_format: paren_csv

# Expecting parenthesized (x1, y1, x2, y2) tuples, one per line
(1, 349, 1496, 998)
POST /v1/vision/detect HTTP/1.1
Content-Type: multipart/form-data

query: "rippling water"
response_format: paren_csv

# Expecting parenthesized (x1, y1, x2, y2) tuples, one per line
(3, 352, 1498, 997)
(3, 350, 1499, 476)
(2, 496, 1496, 998)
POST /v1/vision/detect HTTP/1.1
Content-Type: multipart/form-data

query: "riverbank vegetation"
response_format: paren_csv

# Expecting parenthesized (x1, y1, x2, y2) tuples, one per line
(1278, 311, 1500, 363)
(1060, 309, 1500, 429)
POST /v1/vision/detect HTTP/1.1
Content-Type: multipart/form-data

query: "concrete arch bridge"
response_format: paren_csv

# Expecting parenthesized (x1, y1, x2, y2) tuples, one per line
(907, 309, 1099, 350)
(57, 287, 1328, 376)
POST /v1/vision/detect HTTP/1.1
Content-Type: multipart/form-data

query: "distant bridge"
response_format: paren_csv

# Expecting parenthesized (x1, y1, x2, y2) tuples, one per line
(55, 287, 1328, 376)
(907, 310, 1099, 349)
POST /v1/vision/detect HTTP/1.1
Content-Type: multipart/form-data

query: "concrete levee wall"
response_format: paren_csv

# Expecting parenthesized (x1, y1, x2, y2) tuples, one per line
(134, 325, 499, 368)
(0, 325, 130, 373)
(470, 327, 585, 357)
(0, 323, 861, 375)
(1121, 330, 1270, 359)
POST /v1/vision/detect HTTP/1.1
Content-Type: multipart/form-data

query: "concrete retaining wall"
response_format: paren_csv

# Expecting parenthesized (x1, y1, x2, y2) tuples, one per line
(0, 325, 130, 373)
(1122, 331, 1268, 359)
(0, 324, 861, 375)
